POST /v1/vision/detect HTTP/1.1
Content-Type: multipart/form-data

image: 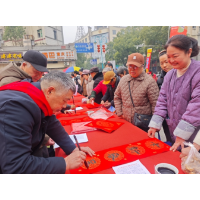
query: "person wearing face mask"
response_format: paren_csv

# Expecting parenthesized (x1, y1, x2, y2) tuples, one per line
(114, 53, 159, 132)
(148, 35, 200, 153)
(157, 50, 173, 89)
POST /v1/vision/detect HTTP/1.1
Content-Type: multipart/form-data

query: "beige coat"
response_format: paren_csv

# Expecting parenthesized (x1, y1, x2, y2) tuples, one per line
(114, 71, 159, 124)
(86, 75, 94, 97)
(0, 62, 31, 86)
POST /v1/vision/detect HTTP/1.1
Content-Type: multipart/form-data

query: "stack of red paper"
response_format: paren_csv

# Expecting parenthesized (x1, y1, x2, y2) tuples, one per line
(71, 121, 97, 134)
(85, 119, 124, 133)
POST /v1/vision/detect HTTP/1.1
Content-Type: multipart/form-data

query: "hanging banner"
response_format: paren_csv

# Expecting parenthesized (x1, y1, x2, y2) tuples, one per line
(145, 48, 152, 73)
(170, 26, 187, 38)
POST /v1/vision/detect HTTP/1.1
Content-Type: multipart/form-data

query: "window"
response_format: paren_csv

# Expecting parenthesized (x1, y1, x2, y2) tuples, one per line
(113, 30, 116, 35)
(85, 38, 87, 42)
(37, 29, 43, 38)
(53, 30, 57, 40)
(192, 26, 196, 30)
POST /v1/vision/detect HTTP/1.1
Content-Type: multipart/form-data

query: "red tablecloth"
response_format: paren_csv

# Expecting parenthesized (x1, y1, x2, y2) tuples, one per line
(55, 94, 184, 174)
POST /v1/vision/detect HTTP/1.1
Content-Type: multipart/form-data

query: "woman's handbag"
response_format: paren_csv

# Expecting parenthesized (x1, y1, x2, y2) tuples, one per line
(128, 81, 152, 131)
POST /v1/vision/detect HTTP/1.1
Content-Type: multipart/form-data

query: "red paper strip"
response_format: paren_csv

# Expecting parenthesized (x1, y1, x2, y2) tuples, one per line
(59, 116, 92, 126)
(56, 111, 88, 119)
(70, 138, 170, 174)
(85, 119, 124, 133)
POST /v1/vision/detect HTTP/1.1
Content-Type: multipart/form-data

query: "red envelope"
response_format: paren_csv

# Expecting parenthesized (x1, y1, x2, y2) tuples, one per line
(85, 119, 124, 133)
(59, 116, 93, 126)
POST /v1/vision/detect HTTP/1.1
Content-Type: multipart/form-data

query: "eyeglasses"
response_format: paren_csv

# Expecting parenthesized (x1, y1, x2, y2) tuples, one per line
(128, 65, 143, 70)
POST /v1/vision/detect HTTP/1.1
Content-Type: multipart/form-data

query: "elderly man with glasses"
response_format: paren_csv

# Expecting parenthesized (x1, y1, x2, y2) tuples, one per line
(114, 53, 159, 132)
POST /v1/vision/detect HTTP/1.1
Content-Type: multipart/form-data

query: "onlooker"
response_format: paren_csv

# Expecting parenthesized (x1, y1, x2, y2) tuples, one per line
(0, 71, 95, 174)
(78, 68, 87, 96)
(0, 50, 48, 86)
(89, 67, 103, 104)
(0, 50, 53, 157)
(148, 35, 200, 152)
(90, 67, 112, 102)
(114, 53, 159, 132)
(101, 71, 120, 108)
(148, 70, 157, 81)
(156, 50, 174, 143)
(74, 71, 82, 94)
(117, 66, 129, 78)
(71, 73, 75, 82)
(157, 50, 173, 89)
(82, 70, 94, 97)
(105, 62, 117, 75)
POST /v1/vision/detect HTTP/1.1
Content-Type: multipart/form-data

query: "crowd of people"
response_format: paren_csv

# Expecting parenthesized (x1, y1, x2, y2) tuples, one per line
(0, 34, 200, 173)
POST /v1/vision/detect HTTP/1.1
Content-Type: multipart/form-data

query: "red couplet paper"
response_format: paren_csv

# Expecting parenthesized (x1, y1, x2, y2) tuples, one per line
(85, 119, 124, 133)
(56, 111, 88, 119)
(70, 138, 170, 174)
(59, 116, 93, 126)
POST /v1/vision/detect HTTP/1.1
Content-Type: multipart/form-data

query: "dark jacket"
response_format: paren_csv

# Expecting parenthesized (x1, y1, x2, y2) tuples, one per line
(0, 81, 76, 174)
(102, 76, 120, 107)
(93, 72, 103, 104)
(157, 70, 167, 90)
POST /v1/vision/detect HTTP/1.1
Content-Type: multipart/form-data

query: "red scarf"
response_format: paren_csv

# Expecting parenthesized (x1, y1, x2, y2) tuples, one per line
(0, 81, 53, 116)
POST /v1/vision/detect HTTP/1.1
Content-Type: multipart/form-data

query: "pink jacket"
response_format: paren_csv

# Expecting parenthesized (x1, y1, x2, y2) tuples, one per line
(93, 80, 107, 96)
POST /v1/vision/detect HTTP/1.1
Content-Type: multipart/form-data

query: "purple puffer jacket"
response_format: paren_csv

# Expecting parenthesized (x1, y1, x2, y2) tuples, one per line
(149, 59, 200, 143)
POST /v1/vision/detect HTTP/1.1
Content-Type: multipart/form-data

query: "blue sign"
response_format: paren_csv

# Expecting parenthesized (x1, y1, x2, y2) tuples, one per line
(75, 43, 94, 53)
(90, 59, 97, 65)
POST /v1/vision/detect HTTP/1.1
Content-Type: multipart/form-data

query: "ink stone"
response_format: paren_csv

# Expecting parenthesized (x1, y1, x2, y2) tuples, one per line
(157, 167, 176, 174)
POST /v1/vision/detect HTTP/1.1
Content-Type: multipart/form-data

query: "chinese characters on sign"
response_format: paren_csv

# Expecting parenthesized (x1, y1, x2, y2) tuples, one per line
(0, 52, 23, 62)
(74, 43, 94, 53)
(40, 50, 75, 60)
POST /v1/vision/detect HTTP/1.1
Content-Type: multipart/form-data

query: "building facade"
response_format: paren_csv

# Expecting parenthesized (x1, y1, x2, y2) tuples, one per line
(75, 26, 126, 64)
(0, 26, 64, 47)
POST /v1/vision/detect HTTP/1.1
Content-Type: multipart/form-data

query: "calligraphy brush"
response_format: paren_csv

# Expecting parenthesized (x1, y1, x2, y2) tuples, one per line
(73, 135, 89, 169)
(72, 96, 76, 114)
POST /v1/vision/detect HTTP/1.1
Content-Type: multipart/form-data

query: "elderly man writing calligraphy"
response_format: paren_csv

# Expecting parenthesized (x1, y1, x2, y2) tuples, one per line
(0, 71, 94, 174)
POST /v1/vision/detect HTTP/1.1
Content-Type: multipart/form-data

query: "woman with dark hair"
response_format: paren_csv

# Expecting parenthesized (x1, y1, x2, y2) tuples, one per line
(117, 66, 129, 78)
(157, 50, 173, 89)
(148, 35, 200, 153)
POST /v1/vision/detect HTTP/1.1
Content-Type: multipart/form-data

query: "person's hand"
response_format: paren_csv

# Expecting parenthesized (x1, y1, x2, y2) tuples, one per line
(64, 110, 73, 114)
(170, 136, 185, 152)
(90, 97, 95, 103)
(73, 146, 95, 157)
(101, 100, 105, 105)
(46, 138, 55, 146)
(71, 104, 76, 110)
(118, 114, 124, 119)
(104, 101, 111, 108)
(64, 151, 86, 170)
(148, 127, 158, 138)
(180, 142, 200, 158)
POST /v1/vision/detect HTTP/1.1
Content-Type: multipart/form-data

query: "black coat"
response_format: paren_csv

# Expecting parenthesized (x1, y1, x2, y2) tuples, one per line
(102, 76, 120, 107)
(0, 81, 76, 174)
(93, 72, 103, 104)
(157, 70, 167, 90)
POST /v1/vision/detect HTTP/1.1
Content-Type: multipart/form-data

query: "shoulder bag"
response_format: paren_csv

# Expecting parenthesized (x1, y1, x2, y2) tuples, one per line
(128, 81, 152, 131)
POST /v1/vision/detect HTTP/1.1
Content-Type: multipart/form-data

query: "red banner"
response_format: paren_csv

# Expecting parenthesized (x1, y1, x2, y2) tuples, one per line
(70, 138, 170, 174)
(170, 26, 187, 38)
(145, 48, 152, 73)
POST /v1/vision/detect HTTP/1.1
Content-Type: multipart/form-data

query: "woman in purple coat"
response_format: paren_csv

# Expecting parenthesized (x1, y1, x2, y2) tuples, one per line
(148, 35, 200, 152)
